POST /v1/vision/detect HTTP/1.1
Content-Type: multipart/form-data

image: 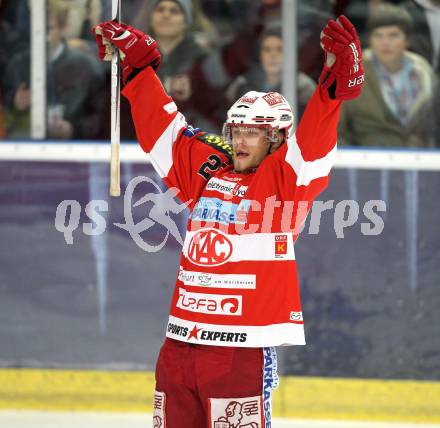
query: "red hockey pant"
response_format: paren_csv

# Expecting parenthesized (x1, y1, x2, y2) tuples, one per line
(153, 338, 278, 428)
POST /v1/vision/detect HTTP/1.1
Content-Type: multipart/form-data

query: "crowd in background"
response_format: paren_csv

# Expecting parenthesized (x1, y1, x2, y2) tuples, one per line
(0, 0, 439, 147)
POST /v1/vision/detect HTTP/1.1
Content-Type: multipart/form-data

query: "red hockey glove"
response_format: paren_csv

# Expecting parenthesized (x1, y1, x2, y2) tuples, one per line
(92, 20, 161, 83)
(319, 15, 364, 100)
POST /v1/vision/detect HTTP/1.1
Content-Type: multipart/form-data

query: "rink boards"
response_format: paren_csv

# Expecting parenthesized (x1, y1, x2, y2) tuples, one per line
(0, 369, 439, 423)
(0, 144, 440, 423)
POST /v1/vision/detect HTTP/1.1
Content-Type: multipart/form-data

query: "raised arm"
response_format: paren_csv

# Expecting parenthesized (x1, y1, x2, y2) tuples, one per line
(122, 67, 232, 204)
(92, 21, 232, 204)
(271, 16, 364, 230)
(288, 15, 364, 175)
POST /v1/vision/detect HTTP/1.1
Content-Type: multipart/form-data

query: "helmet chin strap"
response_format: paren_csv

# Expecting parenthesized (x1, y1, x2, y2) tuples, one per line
(266, 141, 272, 156)
(267, 130, 286, 155)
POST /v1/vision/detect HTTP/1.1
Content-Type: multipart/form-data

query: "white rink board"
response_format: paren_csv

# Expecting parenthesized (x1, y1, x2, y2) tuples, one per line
(0, 411, 439, 428)
(1, 142, 440, 171)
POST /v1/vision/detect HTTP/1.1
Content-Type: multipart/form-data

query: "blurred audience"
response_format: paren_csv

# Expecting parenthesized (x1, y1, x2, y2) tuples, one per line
(0, 0, 30, 90)
(435, 83, 440, 145)
(297, 3, 333, 81)
(401, 0, 440, 74)
(0, 94, 5, 139)
(199, 0, 261, 46)
(182, 2, 269, 132)
(147, 0, 211, 127)
(102, 0, 217, 138)
(227, 25, 316, 121)
(339, 4, 437, 147)
(64, 0, 102, 39)
(2, 0, 105, 139)
(63, 0, 103, 53)
(121, 0, 261, 133)
(332, 0, 400, 42)
(4, 0, 437, 147)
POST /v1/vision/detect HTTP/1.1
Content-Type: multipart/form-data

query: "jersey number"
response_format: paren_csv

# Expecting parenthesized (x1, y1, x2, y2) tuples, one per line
(198, 154, 222, 180)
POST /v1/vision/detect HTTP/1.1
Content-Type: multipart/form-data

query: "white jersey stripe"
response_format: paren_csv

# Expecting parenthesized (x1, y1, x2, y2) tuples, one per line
(182, 228, 295, 264)
(167, 315, 306, 347)
(149, 112, 187, 178)
(285, 134, 337, 186)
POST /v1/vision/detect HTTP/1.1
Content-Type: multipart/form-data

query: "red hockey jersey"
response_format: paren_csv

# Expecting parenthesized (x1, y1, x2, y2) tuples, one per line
(122, 67, 341, 347)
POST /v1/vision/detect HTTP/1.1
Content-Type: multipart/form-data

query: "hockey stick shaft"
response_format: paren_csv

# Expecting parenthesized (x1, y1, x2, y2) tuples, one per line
(109, 0, 121, 197)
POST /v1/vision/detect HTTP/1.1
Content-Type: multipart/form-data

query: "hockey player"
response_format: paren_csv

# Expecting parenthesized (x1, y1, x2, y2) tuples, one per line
(93, 14, 364, 428)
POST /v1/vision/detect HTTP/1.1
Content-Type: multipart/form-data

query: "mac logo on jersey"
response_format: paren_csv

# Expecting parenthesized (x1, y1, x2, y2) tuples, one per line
(188, 229, 233, 266)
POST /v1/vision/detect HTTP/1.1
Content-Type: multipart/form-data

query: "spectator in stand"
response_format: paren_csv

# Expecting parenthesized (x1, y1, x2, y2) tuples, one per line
(148, 0, 207, 90)
(401, 0, 440, 74)
(146, 0, 212, 128)
(161, 0, 267, 133)
(2, 0, 105, 139)
(338, 4, 437, 147)
(227, 25, 316, 121)
(203, 0, 331, 81)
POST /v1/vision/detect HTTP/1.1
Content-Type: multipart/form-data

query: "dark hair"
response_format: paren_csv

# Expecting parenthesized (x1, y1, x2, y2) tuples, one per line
(367, 4, 413, 37)
(259, 23, 282, 51)
(261, 24, 282, 41)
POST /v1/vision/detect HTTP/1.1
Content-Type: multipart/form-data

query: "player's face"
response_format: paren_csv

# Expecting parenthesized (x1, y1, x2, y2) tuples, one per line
(369, 25, 407, 68)
(151, 0, 187, 38)
(231, 127, 270, 173)
(260, 35, 283, 77)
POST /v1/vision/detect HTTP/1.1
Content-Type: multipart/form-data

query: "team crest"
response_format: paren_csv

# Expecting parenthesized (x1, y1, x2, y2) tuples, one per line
(210, 396, 263, 428)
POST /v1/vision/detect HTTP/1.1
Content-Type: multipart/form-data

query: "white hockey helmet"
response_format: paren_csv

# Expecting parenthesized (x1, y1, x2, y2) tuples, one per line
(222, 91, 294, 145)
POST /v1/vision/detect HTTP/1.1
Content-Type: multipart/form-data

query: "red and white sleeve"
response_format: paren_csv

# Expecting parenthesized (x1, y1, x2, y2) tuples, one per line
(122, 67, 232, 206)
(272, 85, 342, 229)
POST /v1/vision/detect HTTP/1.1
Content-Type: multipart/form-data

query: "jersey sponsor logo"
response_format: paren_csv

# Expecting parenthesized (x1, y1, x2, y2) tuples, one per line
(186, 324, 247, 343)
(178, 267, 256, 289)
(167, 322, 188, 337)
(274, 235, 287, 256)
(197, 133, 233, 159)
(187, 228, 233, 266)
(262, 92, 285, 107)
(289, 311, 303, 321)
(206, 177, 248, 198)
(176, 288, 242, 315)
(167, 321, 248, 343)
(222, 176, 243, 182)
(210, 396, 262, 428)
(191, 197, 250, 225)
(262, 347, 279, 428)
